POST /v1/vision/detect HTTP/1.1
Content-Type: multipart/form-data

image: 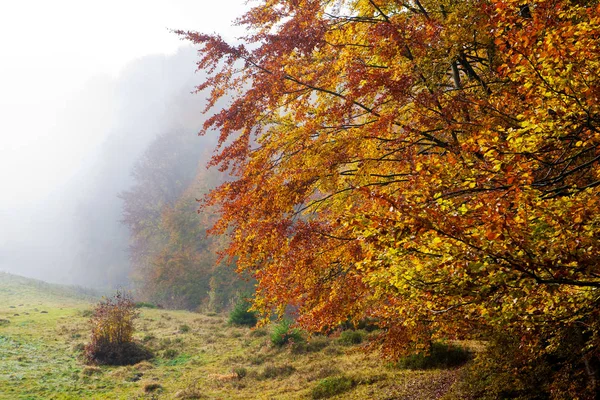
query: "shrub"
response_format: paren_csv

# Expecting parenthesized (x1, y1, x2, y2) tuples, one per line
(270, 319, 303, 347)
(84, 291, 152, 366)
(233, 367, 247, 379)
(228, 297, 258, 327)
(311, 376, 355, 399)
(143, 381, 162, 393)
(394, 342, 472, 370)
(135, 302, 157, 309)
(338, 330, 365, 346)
(179, 324, 191, 333)
(453, 325, 600, 400)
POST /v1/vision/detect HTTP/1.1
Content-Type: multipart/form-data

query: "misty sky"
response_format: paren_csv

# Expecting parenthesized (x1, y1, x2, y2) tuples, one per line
(0, 0, 250, 284)
(0, 0, 247, 207)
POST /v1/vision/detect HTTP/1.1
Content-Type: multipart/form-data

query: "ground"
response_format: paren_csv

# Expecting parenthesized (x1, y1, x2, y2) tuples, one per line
(0, 272, 469, 399)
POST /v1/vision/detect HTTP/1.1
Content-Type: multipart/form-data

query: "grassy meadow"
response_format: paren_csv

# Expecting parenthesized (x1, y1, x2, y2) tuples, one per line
(0, 273, 472, 399)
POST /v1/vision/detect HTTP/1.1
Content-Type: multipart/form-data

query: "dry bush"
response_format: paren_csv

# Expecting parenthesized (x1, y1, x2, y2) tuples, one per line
(84, 291, 152, 366)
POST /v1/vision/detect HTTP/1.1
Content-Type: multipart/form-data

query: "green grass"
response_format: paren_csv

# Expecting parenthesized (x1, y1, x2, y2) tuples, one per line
(0, 272, 471, 399)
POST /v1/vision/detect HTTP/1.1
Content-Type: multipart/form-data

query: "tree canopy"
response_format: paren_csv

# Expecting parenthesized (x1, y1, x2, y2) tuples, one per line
(178, 0, 600, 390)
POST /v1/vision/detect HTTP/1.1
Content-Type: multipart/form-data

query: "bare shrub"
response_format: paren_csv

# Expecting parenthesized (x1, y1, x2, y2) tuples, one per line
(84, 291, 152, 365)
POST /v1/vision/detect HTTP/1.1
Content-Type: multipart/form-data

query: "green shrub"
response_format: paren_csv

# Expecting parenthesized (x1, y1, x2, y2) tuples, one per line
(311, 376, 355, 399)
(179, 324, 191, 333)
(234, 367, 248, 379)
(84, 291, 152, 366)
(270, 319, 303, 347)
(228, 297, 258, 327)
(394, 342, 472, 370)
(135, 302, 158, 309)
(338, 330, 365, 346)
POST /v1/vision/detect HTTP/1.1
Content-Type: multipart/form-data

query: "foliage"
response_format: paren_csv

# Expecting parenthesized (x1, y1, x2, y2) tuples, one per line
(228, 296, 258, 327)
(270, 319, 304, 347)
(179, 0, 600, 391)
(84, 291, 152, 366)
(233, 366, 248, 379)
(311, 376, 355, 399)
(458, 323, 600, 400)
(338, 330, 366, 346)
(135, 302, 158, 309)
(393, 342, 472, 370)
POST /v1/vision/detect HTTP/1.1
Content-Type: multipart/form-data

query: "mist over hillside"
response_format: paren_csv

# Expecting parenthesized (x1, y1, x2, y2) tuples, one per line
(0, 46, 216, 289)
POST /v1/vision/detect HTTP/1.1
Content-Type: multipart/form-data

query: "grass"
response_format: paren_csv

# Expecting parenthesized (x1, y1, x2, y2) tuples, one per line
(0, 272, 470, 399)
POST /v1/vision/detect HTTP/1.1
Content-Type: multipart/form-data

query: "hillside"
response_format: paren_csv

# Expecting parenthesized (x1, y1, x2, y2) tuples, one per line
(0, 274, 470, 399)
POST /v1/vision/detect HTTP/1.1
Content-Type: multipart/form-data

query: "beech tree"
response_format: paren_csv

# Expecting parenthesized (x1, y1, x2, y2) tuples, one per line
(179, 0, 600, 392)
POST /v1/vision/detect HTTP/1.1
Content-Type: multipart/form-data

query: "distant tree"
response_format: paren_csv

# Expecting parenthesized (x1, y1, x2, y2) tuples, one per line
(121, 130, 253, 310)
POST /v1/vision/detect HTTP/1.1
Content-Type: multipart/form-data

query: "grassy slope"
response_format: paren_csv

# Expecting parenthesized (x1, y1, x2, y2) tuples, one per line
(0, 273, 466, 399)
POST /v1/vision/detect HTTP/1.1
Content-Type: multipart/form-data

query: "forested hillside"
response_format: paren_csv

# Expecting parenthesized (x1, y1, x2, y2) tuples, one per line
(121, 129, 253, 310)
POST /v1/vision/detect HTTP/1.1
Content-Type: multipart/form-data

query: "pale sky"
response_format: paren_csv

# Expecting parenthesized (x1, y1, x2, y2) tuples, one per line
(0, 0, 250, 210)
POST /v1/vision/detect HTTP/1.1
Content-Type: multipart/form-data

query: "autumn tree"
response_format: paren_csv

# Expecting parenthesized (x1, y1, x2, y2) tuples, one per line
(179, 0, 600, 395)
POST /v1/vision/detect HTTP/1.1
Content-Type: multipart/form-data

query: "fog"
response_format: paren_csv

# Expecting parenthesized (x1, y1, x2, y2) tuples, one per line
(0, 46, 221, 288)
(0, 0, 252, 288)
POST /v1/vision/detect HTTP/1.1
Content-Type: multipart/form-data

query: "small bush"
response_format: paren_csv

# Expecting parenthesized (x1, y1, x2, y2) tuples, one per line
(338, 330, 365, 346)
(228, 297, 258, 327)
(311, 376, 355, 399)
(233, 367, 247, 379)
(143, 381, 162, 393)
(84, 291, 152, 366)
(394, 342, 472, 370)
(135, 302, 157, 309)
(179, 324, 191, 333)
(270, 319, 304, 347)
